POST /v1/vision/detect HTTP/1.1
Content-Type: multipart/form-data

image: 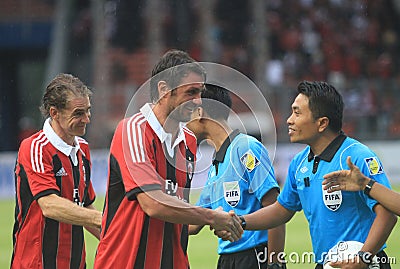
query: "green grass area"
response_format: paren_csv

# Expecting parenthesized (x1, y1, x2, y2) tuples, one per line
(3, 188, 400, 268)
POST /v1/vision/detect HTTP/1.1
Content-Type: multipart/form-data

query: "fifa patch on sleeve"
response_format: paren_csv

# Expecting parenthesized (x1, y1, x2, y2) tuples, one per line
(364, 157, 383, 175)
(240, 150, 260, 172)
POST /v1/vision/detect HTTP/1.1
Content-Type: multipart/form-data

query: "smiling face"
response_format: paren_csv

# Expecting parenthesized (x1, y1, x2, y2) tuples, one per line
(50, 94, 91, 144)
(166, 71, 204, 122)
(287, 93, 321, 145)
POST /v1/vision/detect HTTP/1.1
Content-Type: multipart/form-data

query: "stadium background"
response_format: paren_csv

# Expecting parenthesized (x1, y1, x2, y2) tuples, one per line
(0, 0, 399, 268)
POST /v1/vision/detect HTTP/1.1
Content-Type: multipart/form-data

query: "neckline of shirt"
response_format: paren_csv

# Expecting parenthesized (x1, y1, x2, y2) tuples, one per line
(43, 118, 80, 165)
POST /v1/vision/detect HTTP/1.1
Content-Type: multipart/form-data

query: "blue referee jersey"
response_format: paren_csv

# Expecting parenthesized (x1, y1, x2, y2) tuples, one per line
(278, 134, 391, 264)
(197, 130, 279, 254)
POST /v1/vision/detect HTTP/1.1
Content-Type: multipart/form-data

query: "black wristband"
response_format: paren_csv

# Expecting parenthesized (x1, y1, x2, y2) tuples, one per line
(363, 179, 376, 197)
(238, 215, 246, 230)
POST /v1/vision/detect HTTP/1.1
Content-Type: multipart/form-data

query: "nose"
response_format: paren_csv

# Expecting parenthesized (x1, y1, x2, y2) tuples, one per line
(192, 94, 202, 106)
(83, 112, 91, 123)
(287, 113, 293, 125)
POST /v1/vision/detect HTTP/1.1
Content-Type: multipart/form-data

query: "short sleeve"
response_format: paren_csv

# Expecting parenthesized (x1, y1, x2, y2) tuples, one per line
(349, 152, 391, 212)
(18, 139, 60, 200)
(234, 138, 279, 202)
(277, 160, 303, 211)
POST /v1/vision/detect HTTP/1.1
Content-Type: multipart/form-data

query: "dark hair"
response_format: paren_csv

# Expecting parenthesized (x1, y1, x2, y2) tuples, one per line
(297, 81, 343, 132)
(150, 49, 206, 103)
(202, 83, 232, 120)
(40, 73, 92, 118)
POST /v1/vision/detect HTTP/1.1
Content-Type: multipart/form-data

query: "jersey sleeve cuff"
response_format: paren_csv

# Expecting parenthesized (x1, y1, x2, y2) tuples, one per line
(126, 184, 162, 200)
(33, 189, 60, 201)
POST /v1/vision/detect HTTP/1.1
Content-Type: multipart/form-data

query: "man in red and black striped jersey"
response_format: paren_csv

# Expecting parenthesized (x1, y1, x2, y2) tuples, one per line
(12, 74, 102, 269)
(94, 50, 243, 269)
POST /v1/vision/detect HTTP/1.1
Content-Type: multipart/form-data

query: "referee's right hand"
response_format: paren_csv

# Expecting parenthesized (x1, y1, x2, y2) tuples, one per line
(211, 209, 243, 242)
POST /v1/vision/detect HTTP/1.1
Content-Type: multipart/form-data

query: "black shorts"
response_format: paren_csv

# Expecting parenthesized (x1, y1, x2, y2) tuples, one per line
(217, 243, 287, 269)
(217, 243, 269, 269)
(315, 250, 391, 269)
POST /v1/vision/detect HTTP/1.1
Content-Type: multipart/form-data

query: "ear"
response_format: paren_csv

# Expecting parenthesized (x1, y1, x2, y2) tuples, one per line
(196, 107, 204, 118)
(318, 117, 330, 132)
(190, 107, 204, 122)
(49, 106, 59, 120)
(157, 81, 170, 100)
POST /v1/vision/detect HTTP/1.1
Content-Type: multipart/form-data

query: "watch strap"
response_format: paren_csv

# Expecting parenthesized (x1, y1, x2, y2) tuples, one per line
(238, 215, 246, 230)
(363, 179, 376, 197)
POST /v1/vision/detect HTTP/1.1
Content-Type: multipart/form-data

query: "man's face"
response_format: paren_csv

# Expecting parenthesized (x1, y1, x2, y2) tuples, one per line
(55, 96, 91, 139)
(287, 93, 320, 145)
(166, 72, 204, 122)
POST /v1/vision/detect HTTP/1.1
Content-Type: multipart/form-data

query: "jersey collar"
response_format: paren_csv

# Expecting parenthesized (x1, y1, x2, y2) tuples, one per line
(213, 129, 241, 165)
(140, 103, 187, 157)
(307, 132, 347, 162)
(43, 118, 81, 165)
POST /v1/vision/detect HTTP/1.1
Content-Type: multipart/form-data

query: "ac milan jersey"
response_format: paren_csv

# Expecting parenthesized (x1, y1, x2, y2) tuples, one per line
(12, 121, 96, 269)
(94, 104, 197, 269)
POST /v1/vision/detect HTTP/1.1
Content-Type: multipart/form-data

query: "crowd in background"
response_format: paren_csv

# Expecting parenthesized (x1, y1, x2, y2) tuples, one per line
(11, 0, 400, 149)
(206, 0, 400, 141)
(100, 0, 400, 142)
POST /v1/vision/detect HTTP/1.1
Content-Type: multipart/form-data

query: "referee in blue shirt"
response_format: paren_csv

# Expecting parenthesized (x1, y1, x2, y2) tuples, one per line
(187, 83, 286, 269)
(239, 81, 397, 269)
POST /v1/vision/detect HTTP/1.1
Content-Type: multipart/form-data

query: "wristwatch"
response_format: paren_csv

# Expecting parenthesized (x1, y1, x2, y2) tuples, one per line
(363, 179, 376, 197)
(238, 215, 246, 230)
(357, 250, 373, 265)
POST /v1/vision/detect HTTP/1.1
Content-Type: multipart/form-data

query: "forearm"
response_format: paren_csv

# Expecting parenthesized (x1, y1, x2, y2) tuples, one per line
(85, 225, 101, 239)
(362, 204, 397, 255)
(244, 202, 294, 230)
(369, 183, 400, 216)
(38, 194, 102, 229)
(268, 224, 286, 263)
(84, 204, 101, 239)
(188, 224, 204, 235)
(137, 190, 243, 241)
(137, 191, 220, 226)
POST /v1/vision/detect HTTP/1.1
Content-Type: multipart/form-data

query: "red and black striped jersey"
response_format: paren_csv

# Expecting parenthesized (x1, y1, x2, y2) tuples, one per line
(94, 105, 197, 269)
(12, 127, 96, 269)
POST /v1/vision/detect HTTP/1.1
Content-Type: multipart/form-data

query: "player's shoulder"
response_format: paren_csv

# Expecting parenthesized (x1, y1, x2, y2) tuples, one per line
(121, 112, 146, 126)
(116, 112, 149, 135)
(77, 136, 88, 146)
(20, 130, 48, 150)
(340, 136, 375, 157)
(183, 125, 196, 140)
(230, 134, 270, 166)
(233, 133, 262, 150)
(77, 136, 90, 150)
(18, 130, 52, 165)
